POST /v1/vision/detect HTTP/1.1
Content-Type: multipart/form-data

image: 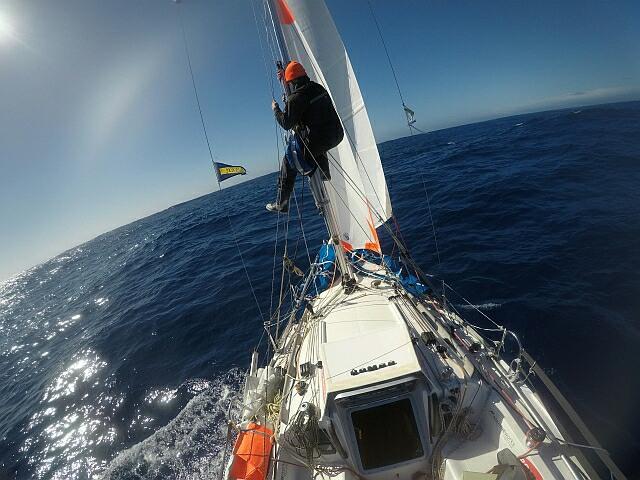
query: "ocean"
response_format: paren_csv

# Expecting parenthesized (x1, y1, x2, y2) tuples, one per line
(1, 101, 638, 479)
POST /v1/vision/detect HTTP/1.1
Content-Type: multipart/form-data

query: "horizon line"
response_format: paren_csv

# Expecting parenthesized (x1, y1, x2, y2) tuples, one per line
(2, 97, 638, 284)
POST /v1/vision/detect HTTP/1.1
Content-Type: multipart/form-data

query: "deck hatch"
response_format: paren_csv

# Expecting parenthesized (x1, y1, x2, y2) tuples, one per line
(351, 398, 424, 470)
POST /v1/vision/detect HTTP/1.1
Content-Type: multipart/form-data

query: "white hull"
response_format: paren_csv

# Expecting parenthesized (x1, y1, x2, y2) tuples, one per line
(227, 263, 595, 480)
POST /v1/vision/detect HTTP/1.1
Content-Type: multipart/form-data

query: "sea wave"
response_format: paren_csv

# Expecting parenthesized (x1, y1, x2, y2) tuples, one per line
(100, 370, 243, 480)
(1, 101, 639, 477)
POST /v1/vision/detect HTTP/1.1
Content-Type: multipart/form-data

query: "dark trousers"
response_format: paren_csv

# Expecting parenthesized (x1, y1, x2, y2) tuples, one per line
(278, 149, 331, 204)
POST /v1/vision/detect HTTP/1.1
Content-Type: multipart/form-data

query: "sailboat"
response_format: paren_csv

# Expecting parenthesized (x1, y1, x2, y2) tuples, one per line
(218, 1, 626, 479)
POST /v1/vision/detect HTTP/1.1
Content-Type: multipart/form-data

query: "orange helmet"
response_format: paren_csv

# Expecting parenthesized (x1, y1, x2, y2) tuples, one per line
(284, 61, 306, 83)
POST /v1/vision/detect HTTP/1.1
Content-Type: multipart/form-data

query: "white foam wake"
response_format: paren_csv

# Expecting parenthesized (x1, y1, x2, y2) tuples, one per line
(100, 369, 243, 480)
(457, 302, 502, 311)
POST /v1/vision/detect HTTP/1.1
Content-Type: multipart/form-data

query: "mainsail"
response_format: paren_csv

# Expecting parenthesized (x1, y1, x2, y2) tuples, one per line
(274, 0, 392, 253)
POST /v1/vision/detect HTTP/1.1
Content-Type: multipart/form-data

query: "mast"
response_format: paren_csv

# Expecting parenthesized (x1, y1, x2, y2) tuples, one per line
(265, 0, 353, 282)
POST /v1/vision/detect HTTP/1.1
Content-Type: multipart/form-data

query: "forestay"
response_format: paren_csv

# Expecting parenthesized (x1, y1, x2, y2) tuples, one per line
(275, 0, 392, 253)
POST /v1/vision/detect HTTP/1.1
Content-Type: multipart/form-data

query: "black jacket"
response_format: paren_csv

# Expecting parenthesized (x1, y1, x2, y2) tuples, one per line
(274, 77, 344, 152)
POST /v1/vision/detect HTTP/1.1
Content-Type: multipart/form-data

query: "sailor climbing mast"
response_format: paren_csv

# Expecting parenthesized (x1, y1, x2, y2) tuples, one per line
(265, 0, 354, 282)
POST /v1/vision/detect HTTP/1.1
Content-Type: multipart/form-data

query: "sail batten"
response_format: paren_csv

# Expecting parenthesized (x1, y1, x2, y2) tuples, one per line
(277, 0, 392, 252)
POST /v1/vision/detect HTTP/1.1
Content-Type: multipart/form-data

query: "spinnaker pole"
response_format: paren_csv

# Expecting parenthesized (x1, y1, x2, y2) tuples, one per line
(264, 0, 353, 282)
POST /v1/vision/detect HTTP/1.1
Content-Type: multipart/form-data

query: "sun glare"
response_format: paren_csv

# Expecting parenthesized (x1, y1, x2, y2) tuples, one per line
(0, 11, 14, 41)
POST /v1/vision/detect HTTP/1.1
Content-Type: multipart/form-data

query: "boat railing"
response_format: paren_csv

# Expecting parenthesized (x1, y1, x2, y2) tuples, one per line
(440, 281, 628, 480)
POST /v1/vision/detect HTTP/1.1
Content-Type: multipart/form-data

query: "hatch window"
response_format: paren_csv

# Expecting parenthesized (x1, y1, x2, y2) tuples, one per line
(351, 398, 424, 470)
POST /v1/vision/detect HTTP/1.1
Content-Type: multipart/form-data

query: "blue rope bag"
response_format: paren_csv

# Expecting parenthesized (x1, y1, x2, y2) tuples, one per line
(285, 134, 316, 176)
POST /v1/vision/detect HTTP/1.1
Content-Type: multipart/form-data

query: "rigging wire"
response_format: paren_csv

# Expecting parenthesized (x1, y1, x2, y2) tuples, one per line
(274, 209, 292, 340)
(176, 3, 265, 323)
(268, 209, 282, 318)
(366, 0, 407, 130)
(237, 8, 295, 444)
(249, 0, 276, 99)
(365, 1, 443, 272)
(250, 0, 293, 324)
(264, 17, 391, 264)
(257, 0, 441, 328)
(290, 25, 390, 228)
(278, 26, 390, 235)
(279, 24, 427, 282)
(366, 0, 427, 135)
(421, 174, 442, 266)
(292, 183, 312, 267)
(256, 4, 407, 293)
(261, 4, 312, 333)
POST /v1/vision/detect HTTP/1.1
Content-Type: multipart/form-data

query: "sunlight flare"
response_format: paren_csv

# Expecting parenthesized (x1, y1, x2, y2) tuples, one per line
(0, 11, 14, 42)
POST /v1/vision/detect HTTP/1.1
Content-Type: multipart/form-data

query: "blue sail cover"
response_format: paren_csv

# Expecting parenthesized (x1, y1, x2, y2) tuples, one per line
(349, 249, 428, 297)
(309, 243, 336, 297)
(380, 255, 428, 297)
(306, 245, 427, 298)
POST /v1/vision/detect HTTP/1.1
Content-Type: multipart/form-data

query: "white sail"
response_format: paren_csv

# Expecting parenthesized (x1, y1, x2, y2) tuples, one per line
(275, 0, 392, 252)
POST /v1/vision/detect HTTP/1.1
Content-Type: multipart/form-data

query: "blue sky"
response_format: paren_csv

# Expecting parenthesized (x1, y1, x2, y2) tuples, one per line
(1, 0, 639, 280)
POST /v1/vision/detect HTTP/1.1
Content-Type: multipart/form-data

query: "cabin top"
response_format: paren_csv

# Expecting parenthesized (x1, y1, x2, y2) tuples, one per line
(317, 280, 422, 395)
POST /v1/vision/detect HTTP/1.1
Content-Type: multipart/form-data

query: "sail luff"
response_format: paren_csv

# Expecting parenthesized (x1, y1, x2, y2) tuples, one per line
(275, 0, 393, 253)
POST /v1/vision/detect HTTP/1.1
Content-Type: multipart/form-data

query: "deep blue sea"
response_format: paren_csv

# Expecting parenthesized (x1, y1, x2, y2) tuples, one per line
(1, 101, 639, 479)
